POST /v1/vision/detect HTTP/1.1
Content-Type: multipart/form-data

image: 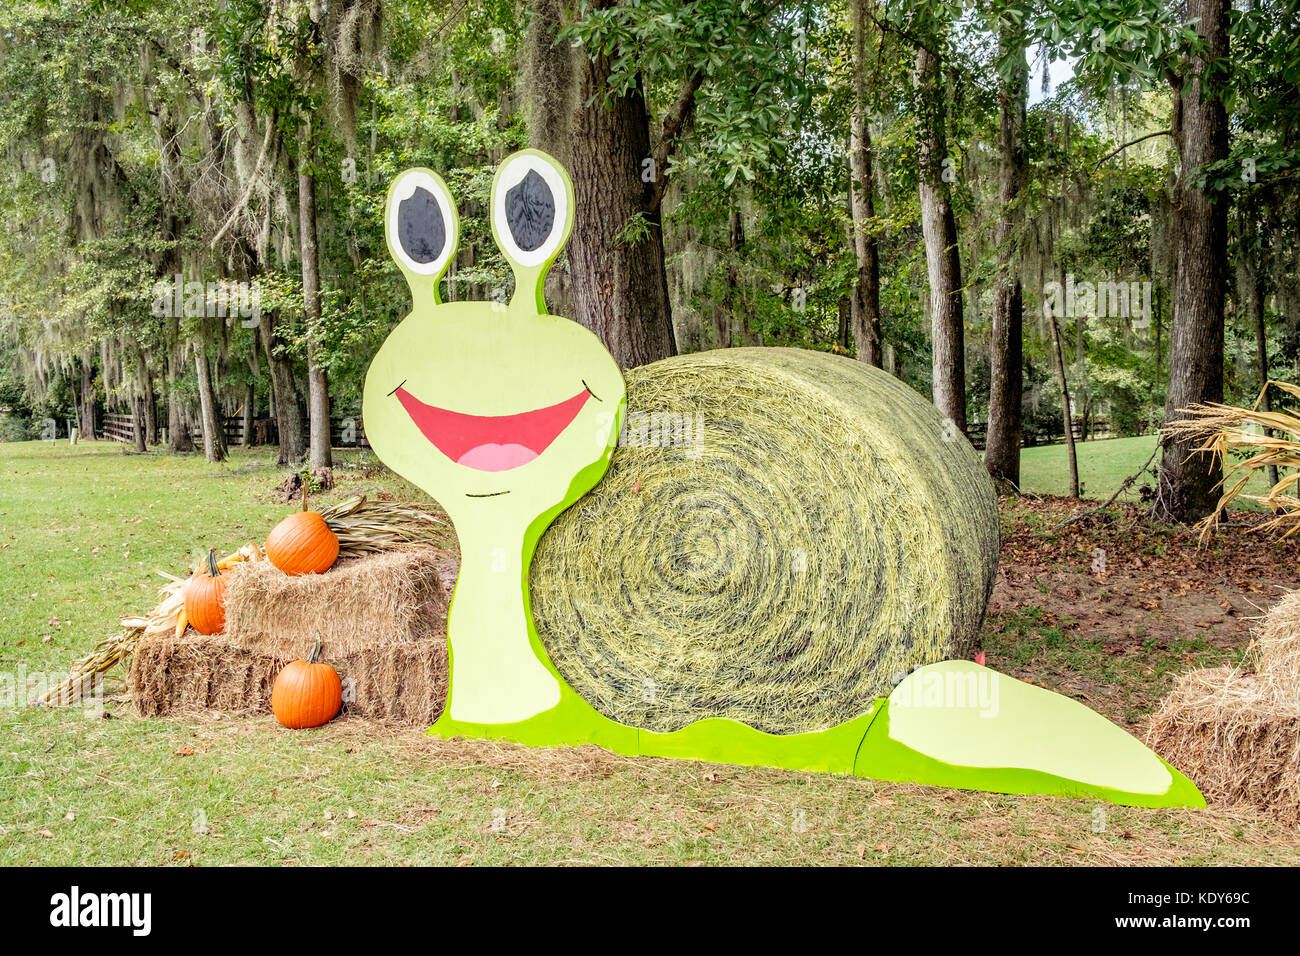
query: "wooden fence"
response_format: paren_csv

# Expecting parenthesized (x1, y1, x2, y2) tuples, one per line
(221, 414, 368, 449)
(100, 412, 137, 444)
(965, 417, 1101, 451)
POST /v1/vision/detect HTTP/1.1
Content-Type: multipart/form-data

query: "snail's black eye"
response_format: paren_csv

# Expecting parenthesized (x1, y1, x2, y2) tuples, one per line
(505, 169, 555, 252)
(397, 187, 446, 264)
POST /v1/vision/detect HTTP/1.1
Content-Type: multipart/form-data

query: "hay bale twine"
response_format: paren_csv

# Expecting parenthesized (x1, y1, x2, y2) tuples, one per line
(530, 347, 999, 735)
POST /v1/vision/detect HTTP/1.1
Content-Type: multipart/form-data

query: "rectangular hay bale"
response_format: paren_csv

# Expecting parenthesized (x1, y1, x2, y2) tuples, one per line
(1146, 668, 1300, 823)
(127, 630, 448, 726)
(223, 546, 450, 659)
(129, 547, 453, 726)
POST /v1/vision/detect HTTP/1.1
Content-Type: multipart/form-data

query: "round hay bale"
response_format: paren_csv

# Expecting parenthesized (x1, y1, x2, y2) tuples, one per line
(529, 347, 999, 735)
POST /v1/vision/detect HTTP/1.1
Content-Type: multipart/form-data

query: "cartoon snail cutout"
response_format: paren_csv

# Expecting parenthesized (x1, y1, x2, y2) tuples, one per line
(362, 150, 1203, 809)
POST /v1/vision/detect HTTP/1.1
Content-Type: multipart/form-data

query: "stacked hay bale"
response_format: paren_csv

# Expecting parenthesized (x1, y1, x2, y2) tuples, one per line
(1147, 590, 1300, 821)
(129, 548, 450, 725)
(530, 347, 1000, 735)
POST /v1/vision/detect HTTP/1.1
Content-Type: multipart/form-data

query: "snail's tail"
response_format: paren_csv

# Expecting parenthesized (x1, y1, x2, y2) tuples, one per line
(854, 660, 1203, 810)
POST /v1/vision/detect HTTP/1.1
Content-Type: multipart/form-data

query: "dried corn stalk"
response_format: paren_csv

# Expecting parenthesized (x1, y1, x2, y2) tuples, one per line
(1162, 380, 1300, 544)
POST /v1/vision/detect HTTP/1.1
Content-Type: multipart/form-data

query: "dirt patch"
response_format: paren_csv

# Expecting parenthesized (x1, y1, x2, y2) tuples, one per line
(983, 495, 1299, 720)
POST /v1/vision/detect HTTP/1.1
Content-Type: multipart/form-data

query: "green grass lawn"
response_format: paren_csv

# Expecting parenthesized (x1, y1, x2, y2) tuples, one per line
(1018, 434, 1277, 503)
(1019, 435, 1158, 500)
(2, 439, 1297, 865)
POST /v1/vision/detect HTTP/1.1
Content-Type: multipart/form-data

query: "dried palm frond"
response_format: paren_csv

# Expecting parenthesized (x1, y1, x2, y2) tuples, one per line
(318, 494, 450, 553)
(37, 496, 450, 707)
(1162, 380, 1300, 544)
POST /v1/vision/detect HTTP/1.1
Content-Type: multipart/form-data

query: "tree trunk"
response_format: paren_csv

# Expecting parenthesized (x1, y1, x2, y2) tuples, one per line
(78, 356, 96, 440)
(166, 329, 193, 453)
(1047, 298, 1079, 498)
(718, 208, 743, 348)
(984, 31, 1027, 489)
(128, 343, 148, 452)
(847, 0, 882, 366)
(242, 381, 255, 448)
(1251, 269, 1281, 488)
(243, 338, 259, 447)
(298, 120, 333, 472)
(915, 45, 966, 432)
(1155, 0, 1229, 522)
(141, 366, 156, 447)
(259, 310, 306, 465)
(193, 321, 227, 463)
(525, 0, 677, 369)
(130, 393, 146, 453)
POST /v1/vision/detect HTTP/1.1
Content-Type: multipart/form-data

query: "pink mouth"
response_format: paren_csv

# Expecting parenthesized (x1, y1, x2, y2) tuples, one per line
(395, 385, 592, 473)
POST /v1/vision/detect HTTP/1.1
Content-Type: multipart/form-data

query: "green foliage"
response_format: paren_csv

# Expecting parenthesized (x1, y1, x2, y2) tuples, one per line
(0, 0, 1296, 458)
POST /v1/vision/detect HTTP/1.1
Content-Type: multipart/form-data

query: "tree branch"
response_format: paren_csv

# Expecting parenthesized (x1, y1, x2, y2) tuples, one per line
(647, 69, 705, 215)
(1091, 129, 1173, 172)
(1056, 441, 1161, 528)
(210, 110, 278, 251)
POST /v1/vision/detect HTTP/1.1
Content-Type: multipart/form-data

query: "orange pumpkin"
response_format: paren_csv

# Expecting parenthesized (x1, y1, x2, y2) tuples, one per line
(271, 638, 343, 729)
(266, 496, 339, 575)
(183, 549, 228, 635)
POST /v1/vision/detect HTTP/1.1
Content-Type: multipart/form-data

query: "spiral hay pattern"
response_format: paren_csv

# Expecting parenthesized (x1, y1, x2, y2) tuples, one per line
(530, 347, 999, 735)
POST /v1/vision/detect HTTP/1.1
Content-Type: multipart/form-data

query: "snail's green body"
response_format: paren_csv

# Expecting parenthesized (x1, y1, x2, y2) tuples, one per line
(361, 151, 1203, 809)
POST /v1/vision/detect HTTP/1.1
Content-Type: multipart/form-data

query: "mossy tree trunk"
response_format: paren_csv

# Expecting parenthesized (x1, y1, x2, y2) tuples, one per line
(78, 355, 96, 441)
(1047, 298, 1079, 498)
(524, 0, 678, 369)
(298, 119, 332, 473)
(259, 309, 307, 465)
(847, 0, 882, 367)
(914, 44, 966, 433)
(193, 317, 227, 463)
(1156, 0, 1229, 522)
(985, 30, 1027, 489)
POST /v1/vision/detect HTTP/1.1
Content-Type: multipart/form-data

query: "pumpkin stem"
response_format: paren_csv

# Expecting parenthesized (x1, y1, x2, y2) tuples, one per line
(307, 635, 322, 664)
(301, 469, 310, 513)
(205, 547, 220, 578)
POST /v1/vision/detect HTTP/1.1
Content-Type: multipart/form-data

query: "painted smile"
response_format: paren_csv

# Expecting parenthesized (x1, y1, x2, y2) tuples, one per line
(395, 385, 593, 472)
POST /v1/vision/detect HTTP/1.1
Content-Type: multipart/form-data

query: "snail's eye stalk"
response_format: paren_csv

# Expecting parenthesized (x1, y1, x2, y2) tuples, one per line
(385, 168, 459, 306)
(490, 150, 574, 314)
